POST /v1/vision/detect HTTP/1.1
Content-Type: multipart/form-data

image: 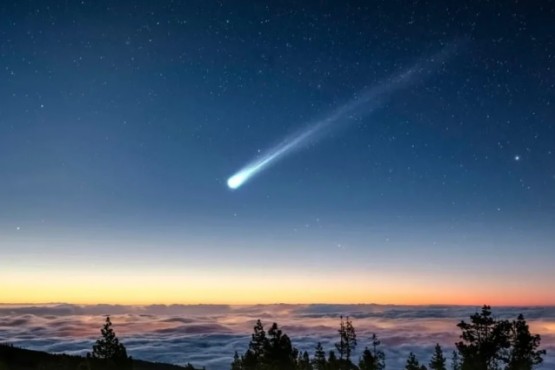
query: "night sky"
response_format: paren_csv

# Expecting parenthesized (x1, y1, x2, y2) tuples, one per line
(1, 1, 554, 305)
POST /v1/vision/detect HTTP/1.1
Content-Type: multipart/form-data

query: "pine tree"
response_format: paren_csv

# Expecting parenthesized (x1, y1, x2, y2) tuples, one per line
(250, 320, 267, 357)
(456, 305, 511, 370)
(328, 351, 339, 370)
(91, 316, 131, 370)
(405, 352, 426, 370)
(429, 344, 446, 370)
(264, 322, 298, 370)
(359, 348, 375, 370)
(335, 316, 357, 364)
(297, 351, 312, 370)
(231, 351, 243, 370)
(370, 334, 385, 370)
(507, 314, 545, 370)
(336, 316, 347, 361)
(91, 316, 128, 361)
(344, 317, 357, 361)
(243, 320, 267, 370)
(312, 342, 327, 370)
(451, 351, 461, 370)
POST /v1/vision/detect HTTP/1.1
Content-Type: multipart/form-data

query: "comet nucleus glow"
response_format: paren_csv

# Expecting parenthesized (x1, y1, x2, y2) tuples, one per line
(227, 45, 458, 189)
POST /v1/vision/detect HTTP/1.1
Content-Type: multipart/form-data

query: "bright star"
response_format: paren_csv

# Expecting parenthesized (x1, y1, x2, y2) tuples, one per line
(514, 155, 520, 161)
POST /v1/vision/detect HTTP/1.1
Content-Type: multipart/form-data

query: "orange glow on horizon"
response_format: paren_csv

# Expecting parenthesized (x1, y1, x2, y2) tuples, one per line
(2, 267, 554, 306)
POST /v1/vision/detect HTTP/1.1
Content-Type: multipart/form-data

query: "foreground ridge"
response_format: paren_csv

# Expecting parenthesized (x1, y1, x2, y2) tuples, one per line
(0, 344, 204, 370)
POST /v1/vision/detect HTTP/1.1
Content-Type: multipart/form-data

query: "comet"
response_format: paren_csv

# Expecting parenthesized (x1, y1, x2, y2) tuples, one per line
(227, 44, 460, 190)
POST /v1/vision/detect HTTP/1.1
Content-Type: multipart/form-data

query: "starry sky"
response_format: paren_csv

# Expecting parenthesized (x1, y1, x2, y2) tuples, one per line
(1, 1, 554, 305)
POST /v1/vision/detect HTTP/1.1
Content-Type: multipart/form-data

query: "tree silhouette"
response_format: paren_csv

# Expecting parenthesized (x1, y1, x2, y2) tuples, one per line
(336, 316, 347, 361)
(263, 322, 298, 370)
(344, 317, 357, 361)
(297, 351, 313, 370)
(335, 316, 357, 366)
(231, 351, 243, 370)
(358, 335, 386, 370)
(405, 352, 427, 370)
(451, 351, 461, 370)
(232, 320, 305, 370)
(358, 348, 375, 370)
(368, 334, 385, 370)
(312, 342, 327, 370)
(90, 316, 131, 370)
(328, 351, 339, 370)
(250, 320, 267, 357)
(506, 314, 545, 370)
(242, 320, 266, 370)
(456, 305, 511, 370)
(455, 306, 545, 370)
(429, 344, 446, 370)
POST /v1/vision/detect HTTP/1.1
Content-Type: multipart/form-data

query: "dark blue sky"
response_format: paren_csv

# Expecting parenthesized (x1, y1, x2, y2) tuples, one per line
(1, 1, 554, 304)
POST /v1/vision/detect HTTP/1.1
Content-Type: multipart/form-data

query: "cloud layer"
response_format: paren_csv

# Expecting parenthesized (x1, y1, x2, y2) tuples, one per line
(1, 304, 554, 370)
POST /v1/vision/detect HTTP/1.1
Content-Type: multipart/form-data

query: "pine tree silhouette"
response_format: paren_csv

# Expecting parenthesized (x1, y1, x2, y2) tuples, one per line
(405, 352, 427, 370)
(328, 351, 339, 370)
(264, 322, 298, 370)
(336, 316, 347, 361)
(354, 334, 385, 370)
(344, 317, 357, 361)
(297, 351, 312, 370)
(370, 334, 385, 370)
(91, 316, 131, 370)
(92, 316, 128, 360)
(358, 348, 375, 370)
(429, 344, 446, 370)
(335, 316, 357, 368)
(456, 305, 511, 370)
(451, 351, 461, 370)
(312, 342, 327, 370)
(507, 314, 546, 370)
(242, 320, 266, 370)
(231, 351, 243, 370)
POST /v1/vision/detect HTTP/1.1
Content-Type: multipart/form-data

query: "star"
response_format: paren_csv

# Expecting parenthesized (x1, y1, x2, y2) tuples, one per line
(514, 155, 520, 161)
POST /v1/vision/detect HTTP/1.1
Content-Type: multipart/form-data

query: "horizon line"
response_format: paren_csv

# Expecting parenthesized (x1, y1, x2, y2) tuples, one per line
(2, 301, 555, 308)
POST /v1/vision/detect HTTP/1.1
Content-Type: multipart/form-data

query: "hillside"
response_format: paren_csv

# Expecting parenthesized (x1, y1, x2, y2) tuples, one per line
(0, 344, 201, 370)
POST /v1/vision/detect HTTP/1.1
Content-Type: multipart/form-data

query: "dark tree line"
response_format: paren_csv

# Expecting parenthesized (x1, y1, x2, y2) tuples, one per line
(71, 307, 546, 370)
(230, 316, 384, 370)
(230, 306, 545, 370)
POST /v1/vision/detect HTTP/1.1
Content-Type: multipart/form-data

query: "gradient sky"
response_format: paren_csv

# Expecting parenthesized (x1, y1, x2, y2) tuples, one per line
(1, 1, 554, 305)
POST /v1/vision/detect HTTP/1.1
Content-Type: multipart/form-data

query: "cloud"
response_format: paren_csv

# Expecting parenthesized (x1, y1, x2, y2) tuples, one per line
(0, 304, 553, 370)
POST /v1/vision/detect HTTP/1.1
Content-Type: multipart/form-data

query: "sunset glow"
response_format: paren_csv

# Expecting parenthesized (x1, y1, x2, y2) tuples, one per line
(3, 266, 554, 306)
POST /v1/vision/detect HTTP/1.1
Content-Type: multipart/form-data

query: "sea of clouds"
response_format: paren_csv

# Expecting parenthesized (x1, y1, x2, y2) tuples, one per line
(1, 304, 554, 370)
